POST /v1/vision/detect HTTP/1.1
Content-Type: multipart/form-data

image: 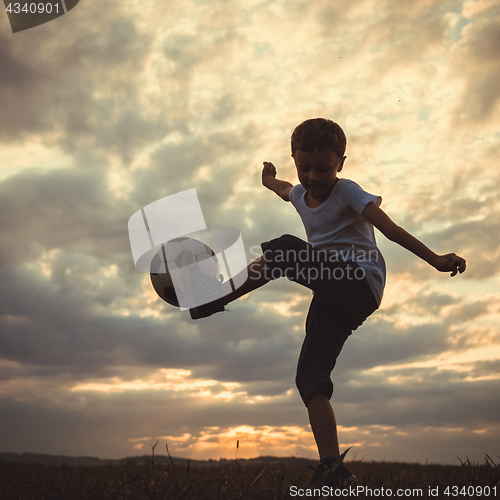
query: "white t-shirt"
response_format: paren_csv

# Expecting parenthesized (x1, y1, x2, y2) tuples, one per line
(289, 178, 386, 305)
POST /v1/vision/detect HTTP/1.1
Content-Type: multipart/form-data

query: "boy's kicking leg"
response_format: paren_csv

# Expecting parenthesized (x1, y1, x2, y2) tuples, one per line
(222, 256, 270, 305)
(189, 256, 270, 319)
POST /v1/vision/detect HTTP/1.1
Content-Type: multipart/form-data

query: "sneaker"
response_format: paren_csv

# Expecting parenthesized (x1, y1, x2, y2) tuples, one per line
(189, 295, 226, 319)
(307, 448, 354, 496)
(307, 463, 348, 499)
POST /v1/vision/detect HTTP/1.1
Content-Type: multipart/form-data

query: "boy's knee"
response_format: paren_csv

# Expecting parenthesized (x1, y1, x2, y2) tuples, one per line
(262, 235, 304, 266)
(295, 372, 319, 402)
(295, 373, 333, 407)
(265, 234, 305, 254)
(295, 373, 306, 404)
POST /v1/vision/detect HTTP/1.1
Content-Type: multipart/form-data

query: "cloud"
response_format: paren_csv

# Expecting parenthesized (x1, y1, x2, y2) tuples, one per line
(0, 3, 168, 164)
(0, 0, 499, 465)
(451, 3, 500, 122)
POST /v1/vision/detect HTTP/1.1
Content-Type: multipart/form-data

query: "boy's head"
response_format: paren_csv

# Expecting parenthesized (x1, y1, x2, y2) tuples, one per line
(291, 118, 347, 202)
(290, 118, 346, 159)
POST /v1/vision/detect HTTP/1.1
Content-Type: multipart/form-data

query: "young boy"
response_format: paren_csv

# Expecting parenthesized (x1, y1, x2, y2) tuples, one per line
(190, 118, 466, 487)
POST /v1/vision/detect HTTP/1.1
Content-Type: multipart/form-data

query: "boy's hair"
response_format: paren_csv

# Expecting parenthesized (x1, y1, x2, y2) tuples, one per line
(291, 118, 346, 159)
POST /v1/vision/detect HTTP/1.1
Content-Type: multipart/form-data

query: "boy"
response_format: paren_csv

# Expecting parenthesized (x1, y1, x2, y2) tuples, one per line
(190, 118, 466, 487)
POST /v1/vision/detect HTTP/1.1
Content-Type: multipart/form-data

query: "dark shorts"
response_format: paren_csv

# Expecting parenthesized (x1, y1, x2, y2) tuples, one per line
(261, 234, 379, 406)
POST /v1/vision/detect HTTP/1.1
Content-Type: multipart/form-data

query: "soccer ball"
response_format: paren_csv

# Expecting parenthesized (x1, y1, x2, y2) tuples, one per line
(150, 237, 221, 307)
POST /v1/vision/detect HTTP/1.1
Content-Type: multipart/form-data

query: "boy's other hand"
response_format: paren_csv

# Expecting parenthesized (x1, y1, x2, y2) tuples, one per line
(262, 161, 277, 187)
(434, 253, 466, 276)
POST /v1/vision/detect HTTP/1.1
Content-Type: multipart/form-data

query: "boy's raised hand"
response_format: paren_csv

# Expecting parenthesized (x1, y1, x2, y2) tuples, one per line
(433, 253, 466, 277)
(262, 161, 277, 187)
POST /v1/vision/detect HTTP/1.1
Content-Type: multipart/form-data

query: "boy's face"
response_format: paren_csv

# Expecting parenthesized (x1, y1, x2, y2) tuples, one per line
(292, 148, 346, 203)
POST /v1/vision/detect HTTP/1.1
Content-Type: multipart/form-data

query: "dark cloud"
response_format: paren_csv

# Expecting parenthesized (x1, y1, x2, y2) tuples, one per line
(442, 298, 491, 323)
(0, 264, 302, 379)
(338, 374, 500, 428)
(339, 319, 452, 371)
(0, 168, 133, 269)
(468, 358, 500, 379)
(410, 291, 457, 315)
(0, 4, 168, 163)
(0, 38, 38, 87)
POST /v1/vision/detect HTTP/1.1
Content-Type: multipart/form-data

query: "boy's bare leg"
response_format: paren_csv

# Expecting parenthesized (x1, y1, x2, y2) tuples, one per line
(307, 388, 340, 459)
(222, 256, 270, 305)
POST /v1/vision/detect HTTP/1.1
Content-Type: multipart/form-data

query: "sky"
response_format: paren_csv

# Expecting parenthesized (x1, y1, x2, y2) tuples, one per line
(0, 0, 499, 465)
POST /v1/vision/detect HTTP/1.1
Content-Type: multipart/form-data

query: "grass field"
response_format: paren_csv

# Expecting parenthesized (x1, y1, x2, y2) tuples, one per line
(0, 455, 498, 499)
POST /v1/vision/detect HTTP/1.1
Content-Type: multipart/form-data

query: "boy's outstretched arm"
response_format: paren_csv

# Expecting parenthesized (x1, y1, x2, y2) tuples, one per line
(262, 162, 293, 201)
(362, 201, 466, 277)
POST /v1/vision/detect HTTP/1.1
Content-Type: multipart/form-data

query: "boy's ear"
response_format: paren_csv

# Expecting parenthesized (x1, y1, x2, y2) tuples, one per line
(338, 156, 346, 172)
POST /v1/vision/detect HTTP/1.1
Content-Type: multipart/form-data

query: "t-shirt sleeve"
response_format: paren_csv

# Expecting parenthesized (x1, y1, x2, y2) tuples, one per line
(288, 184, 301, 206)
(340, 180, 382, 215)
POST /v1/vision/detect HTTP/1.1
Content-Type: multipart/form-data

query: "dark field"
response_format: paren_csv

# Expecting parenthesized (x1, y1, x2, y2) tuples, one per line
(1, 457, 499, 499)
